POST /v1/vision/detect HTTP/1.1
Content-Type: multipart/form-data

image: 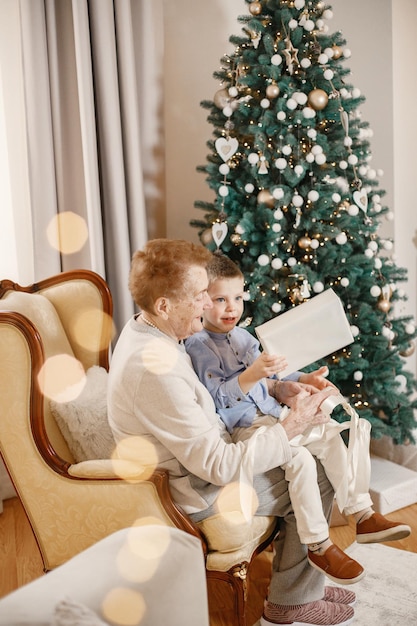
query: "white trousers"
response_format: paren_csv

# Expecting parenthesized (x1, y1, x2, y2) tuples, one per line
(233, 410, 373, 545)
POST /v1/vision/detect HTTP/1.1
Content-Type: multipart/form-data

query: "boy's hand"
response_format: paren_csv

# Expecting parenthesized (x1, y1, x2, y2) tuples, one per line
(238, 353, 287, 394)
(250, 353, 287, 379)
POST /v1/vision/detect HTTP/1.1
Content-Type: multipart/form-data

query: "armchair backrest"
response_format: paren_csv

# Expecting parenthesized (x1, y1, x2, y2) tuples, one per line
(0, 270, 113, 471)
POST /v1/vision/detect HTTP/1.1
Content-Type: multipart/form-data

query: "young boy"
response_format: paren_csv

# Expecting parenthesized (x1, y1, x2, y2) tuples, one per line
(185, 252, 411, 585)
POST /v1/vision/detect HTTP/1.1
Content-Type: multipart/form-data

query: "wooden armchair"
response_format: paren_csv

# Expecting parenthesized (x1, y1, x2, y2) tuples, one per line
(0, 270, 279, 626)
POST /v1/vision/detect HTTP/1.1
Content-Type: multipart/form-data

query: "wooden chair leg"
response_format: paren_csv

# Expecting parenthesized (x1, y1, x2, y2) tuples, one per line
(206, 563, 249, 626)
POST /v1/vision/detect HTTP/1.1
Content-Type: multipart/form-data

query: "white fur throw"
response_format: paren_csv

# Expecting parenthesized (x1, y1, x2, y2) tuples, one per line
(51, 598, 109, 626)
(50, 366, 115, 462)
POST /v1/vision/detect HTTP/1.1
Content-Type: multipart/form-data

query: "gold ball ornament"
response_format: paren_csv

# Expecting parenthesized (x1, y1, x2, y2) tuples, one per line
(249, 1, 262, 15)
(307, 89, 329, 111)
(332, 45, 343, 60)
(266, 83, 280, 99)
(377, 298, 391, 313)
(400, 341, 416, 357)
(257, 189, 275, 207)
(298, 236, 312, 250)
(230, 233, 243, 245)
(213, 88, 231, 109)
(200, 228, 213, 246)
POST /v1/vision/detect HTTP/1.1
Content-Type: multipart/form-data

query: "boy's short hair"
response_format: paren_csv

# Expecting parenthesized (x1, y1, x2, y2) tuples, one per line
(206, 251, 244, 283)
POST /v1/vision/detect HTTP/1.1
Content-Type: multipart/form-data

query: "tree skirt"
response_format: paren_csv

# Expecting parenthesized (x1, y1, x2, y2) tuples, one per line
(328, 542, 417, 624)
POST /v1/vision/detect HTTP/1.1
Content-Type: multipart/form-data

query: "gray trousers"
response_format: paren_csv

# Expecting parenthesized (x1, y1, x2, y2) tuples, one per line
(253, 460, 334, 606)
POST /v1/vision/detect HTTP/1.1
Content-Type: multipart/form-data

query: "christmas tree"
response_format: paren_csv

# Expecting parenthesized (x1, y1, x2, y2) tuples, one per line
(192, 0, 417, 443)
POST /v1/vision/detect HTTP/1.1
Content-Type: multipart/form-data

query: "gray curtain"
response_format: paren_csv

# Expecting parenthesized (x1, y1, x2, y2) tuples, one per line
(7, 0, 165, 334)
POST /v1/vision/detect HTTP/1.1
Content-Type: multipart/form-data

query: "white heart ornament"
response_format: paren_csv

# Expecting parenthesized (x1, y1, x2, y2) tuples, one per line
(212, 222, 228, 247)
(353, 189, 368, 213)
(215, 137, 239, 162)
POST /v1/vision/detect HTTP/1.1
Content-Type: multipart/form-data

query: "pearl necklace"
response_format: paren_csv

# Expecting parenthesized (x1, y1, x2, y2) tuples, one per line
(141, 313, 159, 330)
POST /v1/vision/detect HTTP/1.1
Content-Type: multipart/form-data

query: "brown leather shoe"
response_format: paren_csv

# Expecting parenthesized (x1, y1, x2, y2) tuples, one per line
(308, 544, 365, 585)
(356, 512, 411, 543)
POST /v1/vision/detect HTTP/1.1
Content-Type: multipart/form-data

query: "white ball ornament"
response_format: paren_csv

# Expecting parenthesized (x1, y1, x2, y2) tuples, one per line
(364, 249, 374, 258)
(271, 54, 283, 66)
(294, 165, 304, 176)
(294, 92, 308, 105)
(219, 163, 230, 175)
(272, 223, 282, 233)
(353, 371, 363, 382)
(228, 86, 238, 97)
(282, 145, 292, 155)
(340, 277, 350, 287)
(310, 238, 319, 249)
(272, 302, 282, 313)
(301, 58, 312, 69)
(311, 145, 323, 155)
(374, 258, 382, 270)
(258, 254, 270, 267)
(302, 107, 316, 119)
(292, 194, 304, 207)
(308, 190, 319, 202)
(243, 291, 250, 301)
(347, 154, 358, 165)
(332, 193, 341, 202)
(344, 137, 353, 147)
(318, 53, 329, 65)
(323, 69, 334, 80)
(288, 257, 297, 267)
(323, 9, 333, 19)
(304, 19, 315, 31)
(348, 204, 359, 216)
(261, 98, 271, 109)
(336, 232, 347, 245)
(248, 152, 259, 164)
(406, 323, 415, 335)
(350, 325, 359, 337)
(273, 189, 284, 201)
(383, 240, 393, 251)
(275, 158, 288, 170)
(277, 111, 286, 121)
(289, 19, 298, 29)
(219, 185, 229, 197)
(286, 98, 298, 110)
(294, 0, 305, 8)
(223, 105, 234, 117)
(352, 87, 361, 98)
(395, 374, 407, 393)
(315, 153, 327, 165)
(307, 128, 317, 139)
(245, 183, 255, 193)
(339, 160, 348, 170)
(386, 211, 394, 221)
(368, 241, 378, 252)
(370, 285, 382, 297)
(306, 153, 315, 163)
(235, 224, 245, 234)
(271, 257, 283, 269)
(313, 281, 324, 293)
(343, 48, 352, 58)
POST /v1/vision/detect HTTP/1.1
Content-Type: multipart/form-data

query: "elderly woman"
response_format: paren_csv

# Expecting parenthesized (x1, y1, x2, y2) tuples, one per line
(107, 238, 352, 626)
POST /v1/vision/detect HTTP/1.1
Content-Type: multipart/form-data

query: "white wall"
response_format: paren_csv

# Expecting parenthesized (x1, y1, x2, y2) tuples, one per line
(163, 0, 417, 375)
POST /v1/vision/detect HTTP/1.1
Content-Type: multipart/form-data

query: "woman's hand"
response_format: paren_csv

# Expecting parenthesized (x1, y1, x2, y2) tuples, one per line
(279, 386, 335, 441)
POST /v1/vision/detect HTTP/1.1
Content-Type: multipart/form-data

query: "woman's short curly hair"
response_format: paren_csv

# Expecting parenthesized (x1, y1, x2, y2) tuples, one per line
(129, 239, 212, 311)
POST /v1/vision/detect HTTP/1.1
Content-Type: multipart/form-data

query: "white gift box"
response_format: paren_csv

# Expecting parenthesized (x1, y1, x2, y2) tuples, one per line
(255, 288, 354, 377)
